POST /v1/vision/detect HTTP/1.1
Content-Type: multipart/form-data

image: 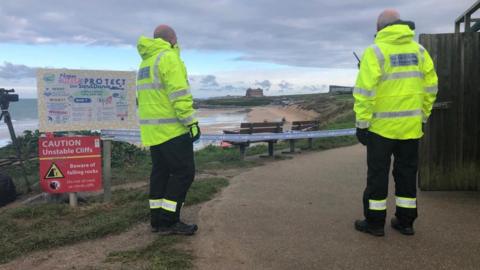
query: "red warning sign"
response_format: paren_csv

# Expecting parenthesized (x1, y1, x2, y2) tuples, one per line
(39, 136, 102, 193)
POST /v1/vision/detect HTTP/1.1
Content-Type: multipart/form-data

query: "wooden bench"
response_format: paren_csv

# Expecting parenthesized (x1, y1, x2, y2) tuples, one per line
(223, 122, 284, 158)
(287, 120, 321, 153)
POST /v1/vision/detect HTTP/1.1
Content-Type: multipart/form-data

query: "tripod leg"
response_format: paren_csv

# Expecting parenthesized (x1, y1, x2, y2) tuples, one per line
(2, 111, 32, 192)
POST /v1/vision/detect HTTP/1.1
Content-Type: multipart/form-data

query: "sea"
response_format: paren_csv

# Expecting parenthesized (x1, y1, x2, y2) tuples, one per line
(0, 99, 247, 148)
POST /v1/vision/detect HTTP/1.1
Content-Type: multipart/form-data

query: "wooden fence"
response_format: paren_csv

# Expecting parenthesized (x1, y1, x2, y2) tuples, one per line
(418, 33, 480, 190)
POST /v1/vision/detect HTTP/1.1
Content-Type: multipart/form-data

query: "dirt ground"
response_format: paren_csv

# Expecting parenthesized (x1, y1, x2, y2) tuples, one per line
(191, 144, 480, 270)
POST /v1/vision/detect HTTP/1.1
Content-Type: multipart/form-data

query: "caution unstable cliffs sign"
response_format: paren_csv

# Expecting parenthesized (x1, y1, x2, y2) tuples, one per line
(39, 136, 102, 193)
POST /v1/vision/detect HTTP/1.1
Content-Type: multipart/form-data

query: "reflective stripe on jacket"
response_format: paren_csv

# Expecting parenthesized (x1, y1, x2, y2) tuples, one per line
(353, 24, 438, 139)
(136, 36, 197, 146)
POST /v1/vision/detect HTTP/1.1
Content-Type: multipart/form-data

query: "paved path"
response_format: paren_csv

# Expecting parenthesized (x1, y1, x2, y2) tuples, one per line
(192, 144, 480, 270)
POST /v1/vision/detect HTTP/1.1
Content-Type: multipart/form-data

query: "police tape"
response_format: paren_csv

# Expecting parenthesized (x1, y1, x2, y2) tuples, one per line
(101, 128, 356, 143)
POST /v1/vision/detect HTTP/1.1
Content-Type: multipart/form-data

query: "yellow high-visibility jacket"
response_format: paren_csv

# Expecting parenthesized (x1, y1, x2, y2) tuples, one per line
(353, 24, 438, 140)
(136, 36, 197, 146)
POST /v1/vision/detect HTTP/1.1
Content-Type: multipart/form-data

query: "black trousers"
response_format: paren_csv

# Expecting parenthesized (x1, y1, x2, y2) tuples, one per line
(363, 132, 419, 227)
(150, 133, 195, 227)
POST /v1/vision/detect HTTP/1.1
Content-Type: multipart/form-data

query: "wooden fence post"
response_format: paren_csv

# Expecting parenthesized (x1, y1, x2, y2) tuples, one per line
(67, 132, 78, 207)
(69, 193, 78, 207)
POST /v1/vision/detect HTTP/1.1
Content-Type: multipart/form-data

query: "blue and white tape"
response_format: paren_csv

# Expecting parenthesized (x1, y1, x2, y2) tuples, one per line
(101, 128, 356, 144)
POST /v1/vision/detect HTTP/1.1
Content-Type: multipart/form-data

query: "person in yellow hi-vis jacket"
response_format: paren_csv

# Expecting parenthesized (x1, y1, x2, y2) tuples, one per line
(353, 10, 438, 237)
(136, 25, 200, 235)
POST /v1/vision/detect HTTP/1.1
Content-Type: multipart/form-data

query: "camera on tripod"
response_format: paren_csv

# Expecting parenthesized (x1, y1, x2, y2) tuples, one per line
(0, 87, 31, 192)
(0, 88, 19, 110)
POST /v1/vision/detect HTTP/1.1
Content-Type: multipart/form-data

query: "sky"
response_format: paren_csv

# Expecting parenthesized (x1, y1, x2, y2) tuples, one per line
(0, 0, 475, 98)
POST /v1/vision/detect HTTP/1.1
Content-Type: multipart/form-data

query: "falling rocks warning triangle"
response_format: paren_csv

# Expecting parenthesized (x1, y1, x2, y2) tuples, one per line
(45, 163, 64, 179)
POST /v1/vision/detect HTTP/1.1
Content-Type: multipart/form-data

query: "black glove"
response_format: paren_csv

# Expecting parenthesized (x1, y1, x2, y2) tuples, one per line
(188, 122, 201, 142)
(356, 128, 369, 146)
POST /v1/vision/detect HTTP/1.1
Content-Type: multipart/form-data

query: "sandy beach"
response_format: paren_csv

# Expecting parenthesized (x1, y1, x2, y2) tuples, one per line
(199, 105, 319, 134)
(247, 105, 318, 123)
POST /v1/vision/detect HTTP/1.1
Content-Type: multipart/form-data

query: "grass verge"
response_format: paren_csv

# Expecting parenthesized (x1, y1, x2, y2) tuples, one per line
(0, 177, 229, 265)
(105, 235, 192, 270)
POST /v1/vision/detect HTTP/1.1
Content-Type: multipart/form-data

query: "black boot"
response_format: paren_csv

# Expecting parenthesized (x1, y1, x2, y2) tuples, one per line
(354, 219, 385, 236)
(391, 217, 415, 235)
(156, 221, 198, 236)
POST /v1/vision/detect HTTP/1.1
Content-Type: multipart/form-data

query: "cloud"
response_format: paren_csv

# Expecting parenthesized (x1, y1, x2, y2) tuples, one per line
(0, 0, 473, 68)
(189, 75, 245, 98)
(255, 80, 271, 90)
(0, 62, 36, 79)
(190, 73, 333, 97)
(278, 80, 293, 91)
(219, 84, 243, 92)
(200, 75, 219, 87)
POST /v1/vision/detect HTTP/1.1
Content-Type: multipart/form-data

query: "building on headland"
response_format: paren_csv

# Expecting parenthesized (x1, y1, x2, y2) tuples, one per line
(245, 88, 264, 97)
(329, 85, 354, 94)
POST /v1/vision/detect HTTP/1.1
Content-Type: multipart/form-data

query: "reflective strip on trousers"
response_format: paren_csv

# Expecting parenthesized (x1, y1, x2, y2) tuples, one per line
(396, 197, 417, 209)
(139, 118, 179, 125)
(162, 199, 177, 212)
(149, 199, 163, 209)
(369, 199, 387, 211)
(169, 89, 191, 100)
(425, 85, 438, 94)
(179, 115, 195, 125)
(356, 121, 370, 129)
(371, 44, 385, 74)
(137, 83, 163, 91)
(149, 199, 178, 212)
(382, 71, 424, 81)
(353, 87, 375, 97)
(373, 109, 422, 119)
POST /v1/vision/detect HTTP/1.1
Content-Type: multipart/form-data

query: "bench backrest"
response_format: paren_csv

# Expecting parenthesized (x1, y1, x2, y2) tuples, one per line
(291, 120, 320, 131)
(238, 122, 284, 134)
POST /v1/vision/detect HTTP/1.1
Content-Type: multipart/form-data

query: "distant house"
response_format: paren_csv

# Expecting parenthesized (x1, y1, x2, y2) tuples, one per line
(329, 85, 353, 94)
(245, 88, 264, 97)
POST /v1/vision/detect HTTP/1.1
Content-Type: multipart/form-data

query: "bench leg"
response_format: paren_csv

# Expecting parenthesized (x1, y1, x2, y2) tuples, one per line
(268, 141, 274, 157)
(289, 139, 295, 153)
(308, 138, 313, 149)
(282, 139, 298, 154)
(239, 144, 246, 160)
